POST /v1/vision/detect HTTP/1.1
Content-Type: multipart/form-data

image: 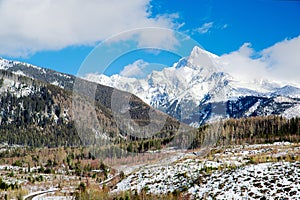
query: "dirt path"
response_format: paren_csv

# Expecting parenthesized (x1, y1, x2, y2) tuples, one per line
(24, 188, 58, 200)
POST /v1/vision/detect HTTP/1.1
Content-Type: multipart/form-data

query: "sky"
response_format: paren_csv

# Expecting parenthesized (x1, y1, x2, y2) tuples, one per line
(0, 0, 300, 83)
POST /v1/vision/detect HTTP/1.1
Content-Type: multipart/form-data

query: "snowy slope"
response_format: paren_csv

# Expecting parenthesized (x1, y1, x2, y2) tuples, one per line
(0, 57, 45, 73)
(112, 142, 300, 199)
(271, 85, 300, 98)
(0, 58, 14, 70)
(0, 57, 74, 90)
(86, 47, 230, 104)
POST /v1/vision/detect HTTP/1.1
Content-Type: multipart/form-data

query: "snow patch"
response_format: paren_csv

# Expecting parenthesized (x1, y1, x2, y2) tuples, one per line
(282, 104, 300, 118)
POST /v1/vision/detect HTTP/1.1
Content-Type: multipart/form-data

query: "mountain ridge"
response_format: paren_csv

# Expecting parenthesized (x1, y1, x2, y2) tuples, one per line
(1, 47, 300, 128)
(83, 46, 300, 126)
(0, 60, 182, 148)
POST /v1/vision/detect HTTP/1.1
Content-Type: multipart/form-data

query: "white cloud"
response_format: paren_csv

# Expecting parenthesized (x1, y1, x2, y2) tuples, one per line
(0, 0, 178, 57)
(120, 59, 149, 78)
(221, 43, 267, 81)
(260, 36, 300, 84)
(220, 35, 300, 86)
(107, 27, 180, 51)
(196, 22, 214, 34)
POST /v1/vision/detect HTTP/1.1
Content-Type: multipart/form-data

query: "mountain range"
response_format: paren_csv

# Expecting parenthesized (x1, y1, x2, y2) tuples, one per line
(0, 45, 299, 138)
(83, 46, 300, 126)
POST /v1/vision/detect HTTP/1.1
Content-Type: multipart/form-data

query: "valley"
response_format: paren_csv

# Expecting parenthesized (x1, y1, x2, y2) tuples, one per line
(1, 1, 300, 199)
(0, 141, 299, 199)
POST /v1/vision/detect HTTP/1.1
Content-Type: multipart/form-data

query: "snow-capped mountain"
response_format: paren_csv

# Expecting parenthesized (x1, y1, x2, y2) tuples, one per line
(84, 46, 300, 126)
(1, 46, 300, 128)
(0, 57, 74, 90)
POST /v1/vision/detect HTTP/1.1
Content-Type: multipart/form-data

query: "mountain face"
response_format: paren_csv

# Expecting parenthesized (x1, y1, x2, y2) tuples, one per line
(83, 46, 300, 126)
(0, 58, 180, 147)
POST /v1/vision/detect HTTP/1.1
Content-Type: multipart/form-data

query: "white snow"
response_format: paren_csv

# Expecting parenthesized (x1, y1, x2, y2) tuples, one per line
(0, 78, 34, 97)
(189, 162, 300, 199)
(0, 57, 46, 76)
(0, 57, 13, 70)
(24, 188, 59, 199)
(282, 104, 300, 118)
(245, 100, 261, 116)
(274, 96, 297, 103)
(112, 142, 300, 199)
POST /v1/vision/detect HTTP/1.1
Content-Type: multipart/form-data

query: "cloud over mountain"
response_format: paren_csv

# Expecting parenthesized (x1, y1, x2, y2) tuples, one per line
(120, 59, 149, 78)
(221, 35, 300, 86)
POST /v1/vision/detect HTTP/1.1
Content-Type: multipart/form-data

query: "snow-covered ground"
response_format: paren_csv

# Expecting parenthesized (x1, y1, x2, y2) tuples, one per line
(112, 142, 300, 199)
(189, 162, 300, 199)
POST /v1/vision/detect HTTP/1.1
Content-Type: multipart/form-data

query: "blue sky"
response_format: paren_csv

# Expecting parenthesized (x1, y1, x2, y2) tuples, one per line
(0, 0, 299, 77)
(154, 0, 300, 54)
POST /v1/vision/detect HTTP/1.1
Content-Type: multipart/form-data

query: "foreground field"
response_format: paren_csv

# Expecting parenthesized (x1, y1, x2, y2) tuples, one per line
(113, 142, 300, 199)
(0, 142, 299, 199)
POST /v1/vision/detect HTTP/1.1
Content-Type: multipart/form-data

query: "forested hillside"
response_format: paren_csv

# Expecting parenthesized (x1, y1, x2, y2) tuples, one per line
(0, 70, 180, 148)
(190, 116, 300, 149)
(0, 67, 299, 153)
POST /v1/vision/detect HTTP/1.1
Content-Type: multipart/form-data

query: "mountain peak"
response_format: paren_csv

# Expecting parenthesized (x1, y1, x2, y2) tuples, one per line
(190, 46, 219, 60)
(175, 46, 219, 72)
(0, 57, 13, 70)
